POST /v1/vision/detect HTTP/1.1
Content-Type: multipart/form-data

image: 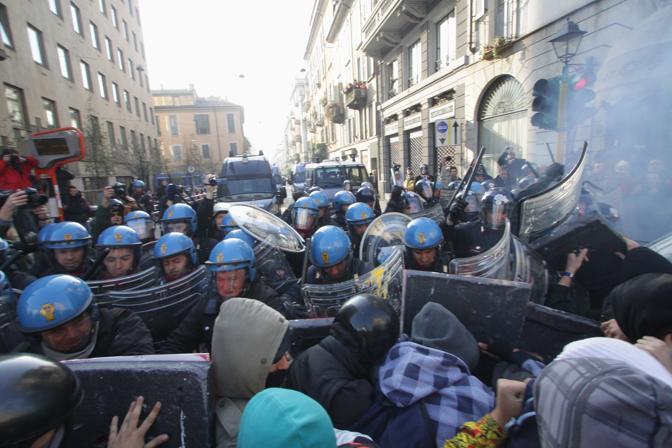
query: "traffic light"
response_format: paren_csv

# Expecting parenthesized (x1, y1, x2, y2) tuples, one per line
(567, 67, 597, 126)
(531, 77, 561, 130)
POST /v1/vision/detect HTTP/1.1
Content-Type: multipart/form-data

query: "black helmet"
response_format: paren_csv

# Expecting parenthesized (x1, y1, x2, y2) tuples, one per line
(355, 186, 376, 204)
(335, 294, 399, 363)
(108, 198, 125, 215)
(400, 191, 425, 215)
(480, 188, 513, 230)
(414, 179, 433, 201)
(0, 353, 83, 446)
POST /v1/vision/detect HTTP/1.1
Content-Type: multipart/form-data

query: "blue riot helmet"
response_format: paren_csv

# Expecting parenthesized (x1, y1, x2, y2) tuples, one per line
(343, 179, 352, 192)
(96, 226, 142, 275)
(361, 181, 374, 190)
(414, 179, 433, 201)
(401, 191, 425, 215)
(124, 210, 155, 242)
(219, 212, 238, 235)
(309, 190, 330, 213)
(40, 222, 92, 272)
(292, 197, 319, 238)
(131, 179, 145, 191)
(355, 186, 376, 207)
(308, 186, 322, 194)
(310, 225, 352, 269)
(345, 203, 375, 231)
(333, 191, 356, 214)
(480, 188, 513, 230)
(17, 274, 95, 333)
(161, 203, 197, 235)
(153, 232, 198, 266)
(37, 223, 56, 247)
(405, 217, 444, 250)
(224, 229, 257, 249)
(469, 181, 485, 198)
(206, 239, 256, 282)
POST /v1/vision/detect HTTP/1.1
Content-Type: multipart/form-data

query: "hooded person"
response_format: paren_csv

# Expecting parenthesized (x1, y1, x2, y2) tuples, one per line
(536, 338, 672, 448)
(211, 297, 291, 448)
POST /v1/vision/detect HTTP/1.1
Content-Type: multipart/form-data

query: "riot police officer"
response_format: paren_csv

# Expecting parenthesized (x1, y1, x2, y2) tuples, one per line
(218, 212, 239, 237)
(0, 236, 35, 289)
(153, 232, 198, 283)
(32, 221, 94, 278)
(447, 190, 481, 225)
(160, 239, 285, 353)
(94, 225, 143, 280)
(404, 217, 449, 272)
(130, 179, 154, 213)
(16, 274, 154, 360)
(161, 203, 213, 263)
(414, 179, 435, 205)
(306, 225, 372, 285)
(446, 188, 513, 258)
(331, 190, 356, 230)
(291, 196, 320, 239)
(355, 185, 381, 216)
(345, 203, 376, 259)
(224, 228, 256, 248)
(124, 210, 155, 244)
(309, 190, 337, 228)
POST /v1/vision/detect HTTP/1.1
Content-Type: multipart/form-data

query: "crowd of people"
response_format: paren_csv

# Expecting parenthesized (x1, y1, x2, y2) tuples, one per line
(0, 145, 671, 447)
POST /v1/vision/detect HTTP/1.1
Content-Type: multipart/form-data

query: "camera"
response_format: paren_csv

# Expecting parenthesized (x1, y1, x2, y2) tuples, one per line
(0, 188, 48, 209)
(112, 182, 126, 198)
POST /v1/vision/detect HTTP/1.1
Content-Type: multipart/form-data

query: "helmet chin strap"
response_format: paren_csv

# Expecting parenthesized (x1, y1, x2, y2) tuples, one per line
(41, 322, 99, 361)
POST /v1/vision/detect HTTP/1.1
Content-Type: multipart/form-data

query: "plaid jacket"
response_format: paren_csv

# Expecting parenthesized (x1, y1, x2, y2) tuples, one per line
(378, 341, 494, 448)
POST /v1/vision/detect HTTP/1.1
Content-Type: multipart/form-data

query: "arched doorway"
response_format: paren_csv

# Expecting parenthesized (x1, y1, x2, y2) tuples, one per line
(477, 76, 528, 175)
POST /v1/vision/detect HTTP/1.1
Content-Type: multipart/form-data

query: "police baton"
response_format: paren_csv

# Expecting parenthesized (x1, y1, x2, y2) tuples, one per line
(82, 247, 110, 280)
(299, 238, 311, 287)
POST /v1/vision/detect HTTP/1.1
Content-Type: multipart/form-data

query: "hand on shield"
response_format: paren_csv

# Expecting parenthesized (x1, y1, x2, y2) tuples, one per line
(108, 396, 168, 448)
(491, 379, 527, 427)
(565, 248, 589, 274)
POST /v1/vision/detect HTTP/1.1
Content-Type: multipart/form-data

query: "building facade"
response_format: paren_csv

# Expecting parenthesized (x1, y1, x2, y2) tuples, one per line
(153, 87, 245, 182)
(300, 0, 663, 194)
(0, 0, 160, 200)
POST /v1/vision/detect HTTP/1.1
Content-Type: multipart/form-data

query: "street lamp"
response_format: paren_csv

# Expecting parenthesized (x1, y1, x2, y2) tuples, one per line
(550, 19, 586, 65)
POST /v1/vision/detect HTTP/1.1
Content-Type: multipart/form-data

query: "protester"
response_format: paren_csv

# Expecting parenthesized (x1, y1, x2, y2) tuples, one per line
(63, 185, 91, 225)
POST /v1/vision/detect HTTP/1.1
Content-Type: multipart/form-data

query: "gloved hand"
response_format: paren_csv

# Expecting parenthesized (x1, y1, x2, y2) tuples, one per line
(282, 300, 308, 319)
(448, 197, 467, 223)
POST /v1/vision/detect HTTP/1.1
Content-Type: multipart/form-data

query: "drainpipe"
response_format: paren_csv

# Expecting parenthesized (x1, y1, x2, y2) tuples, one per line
(468, 0, 477, 53)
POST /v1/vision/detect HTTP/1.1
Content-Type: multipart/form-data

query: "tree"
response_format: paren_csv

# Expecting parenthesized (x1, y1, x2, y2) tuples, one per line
(84, 115, 114, 180)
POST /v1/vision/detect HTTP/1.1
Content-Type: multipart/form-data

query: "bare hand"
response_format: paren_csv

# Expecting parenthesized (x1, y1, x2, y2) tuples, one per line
(0, 190, 28, 220)
(102, 186, 114, 208)
(636, 336, 672, 373)
(108, 396, 168, 448)
(491, 379, 526, 426)
(32, 204, 49, 220)
(565, 248, 589, 274)
(600, 319, 629, 341)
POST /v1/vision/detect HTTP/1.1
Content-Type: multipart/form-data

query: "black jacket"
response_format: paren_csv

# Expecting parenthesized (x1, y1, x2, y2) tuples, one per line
(132, 192, 154, 214)
(158, 277, 284, 354)
(288, 332, 375, 429)
(63, 193, 91, 225)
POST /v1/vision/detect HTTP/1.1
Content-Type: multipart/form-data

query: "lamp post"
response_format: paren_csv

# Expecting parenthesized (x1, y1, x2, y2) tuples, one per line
(549, 18, 586, 162)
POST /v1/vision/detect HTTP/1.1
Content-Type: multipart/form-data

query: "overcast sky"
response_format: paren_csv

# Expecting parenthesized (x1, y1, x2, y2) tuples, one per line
(139, 0, 314, 161)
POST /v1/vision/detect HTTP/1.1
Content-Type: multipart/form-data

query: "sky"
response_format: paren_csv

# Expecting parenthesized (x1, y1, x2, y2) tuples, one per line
(139, 0, 314, 161)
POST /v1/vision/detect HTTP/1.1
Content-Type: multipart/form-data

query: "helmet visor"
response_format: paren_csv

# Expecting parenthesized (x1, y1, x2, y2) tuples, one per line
(163, 221, 189, 234)
(127, 219, 153, 240)
(403, 197, 423, 214)
(293, 208, 316, 231)
(418, 183, 433, 199)
(483, 197, 511, 229)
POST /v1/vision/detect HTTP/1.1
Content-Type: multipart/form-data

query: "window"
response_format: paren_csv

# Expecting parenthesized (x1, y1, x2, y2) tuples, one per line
(5, 84, 28, 128)
(132, 31, 137, 51)
(119, 125, 127, 148)
(105, 36, 113, 61)
(123, 90, 131, 111)
(149, 107, 154, 124)
(195, 114, 210, 134)
(111, 5, 118, 28)
(436, 11, 456, 69)
(387, 59, 399, 96)
(140, 133, 145, 152)
(97, 72, 108, 99)
(408, 40, 421, 87)
(122, 20, 128, 41)
(134, 96, 140, 117)
(106, 121, 115, 147)
(80, 60, 92, 90)
(0, 4, 13, 47)
(201, 144, 211, 159)
(89, 22, 100, 50)
(70, 3, 82, 35)
(98, 0, 106, 15)
(69, 107, 81, 128)
(112, 82, 120, 105)
(140, 42, 145, 58)
(49, 0, 62, 17)
(229, 142, 238, 155)
(130, 129, 137, 150)
(42, 98, 58, 128)
(57, 45, 72, 79)
(128, 58, 134, 79)
(473, 0, 485, 19)
(128, 0, 133, 15)
(27, 25, 47, 66)
(142, 102, 147, 121)
(168, 115, 178, 135)
(117, 48, 124, 71)
(138, 70, 144, 87)
(171, 144, 182, 161)
(227, 113, 235, 133)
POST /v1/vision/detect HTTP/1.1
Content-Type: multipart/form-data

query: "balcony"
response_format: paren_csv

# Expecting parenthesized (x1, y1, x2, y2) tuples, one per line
(344, 83, 368, 110)
(325, 102, 345, 124)
(361, 0, 439, 58)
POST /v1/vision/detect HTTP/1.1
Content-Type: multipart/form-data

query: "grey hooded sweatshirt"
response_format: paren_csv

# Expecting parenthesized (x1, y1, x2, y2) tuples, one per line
(211, 297, 289, 448)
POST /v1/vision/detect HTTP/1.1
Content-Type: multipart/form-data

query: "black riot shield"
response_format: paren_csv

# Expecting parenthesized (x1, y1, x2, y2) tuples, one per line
(648, 231, 672, 262)
(254, 242, 298, 293)
(63, 354, 214, 448)
(518, 303, 602, 361)
(401, 270, 532, 346)
(288, 317, 333, 355)
(97, 266, 209, 341)
(302, 247, 404, 317)
(515, 143, 587, 241)
(87, 266, 158, 299)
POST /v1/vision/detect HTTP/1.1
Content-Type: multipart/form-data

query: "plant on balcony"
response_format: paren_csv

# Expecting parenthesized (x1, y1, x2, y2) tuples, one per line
(493, 36, 514, 57)
(320, 96, 328, 106)
(482, 44, 494, 60)
(325, 102, 345, 124)
(343, 81, 368, 110)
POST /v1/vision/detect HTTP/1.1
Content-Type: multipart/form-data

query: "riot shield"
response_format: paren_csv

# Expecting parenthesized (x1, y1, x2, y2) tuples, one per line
(302, 247, 404, 317)
(408, 202, 445, 224)
(63, 354, 214, 448)
(401, 270, 532, 346)
(87, 266, 158, 299)
(449, 220, 512, 279)
(254, 242, 298, 292)
(516, 143, 587, 241)
(288, 317, 333, 355)
(518, 303, 602, 360)
(647, 231, 672, 262)
(97, 265, 209, 341)
(227, 204, 305, 253)
(359, 212, 411, 265)
(511, 237, 549, 303)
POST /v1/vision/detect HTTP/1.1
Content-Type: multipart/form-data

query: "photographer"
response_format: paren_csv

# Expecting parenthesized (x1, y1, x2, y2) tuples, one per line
(63, 185, 91, 225)
(0, 148, 37, 191)
(91, 185, 137, 239)
(0, 189, 50, 246)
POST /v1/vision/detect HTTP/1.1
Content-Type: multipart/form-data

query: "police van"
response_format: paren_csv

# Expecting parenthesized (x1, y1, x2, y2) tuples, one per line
(304, 160, 369, 201)
(216, 153, 280, 214)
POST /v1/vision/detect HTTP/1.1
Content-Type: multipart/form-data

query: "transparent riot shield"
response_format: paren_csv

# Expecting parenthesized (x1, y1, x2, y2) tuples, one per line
(449, 220, 512, 279)
(408, 202, 445, 224)
(87, 266, 158, 299)
(511, 237, 549, 303)
(227, 204, 305, 253)
(401, 270, 532, 346)
(647, 231, 672, 262)
(63, 354, 214, 448)
(516, 144, 587, 241)
(97, 265, 209, 340)
(302, 247, 404, 318)
(254, 242, 298, 292)
(359, 212, 411, 265)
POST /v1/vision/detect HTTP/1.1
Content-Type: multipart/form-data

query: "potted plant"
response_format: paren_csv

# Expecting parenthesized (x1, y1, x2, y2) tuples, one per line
(343, 81, 368, 110)
(492, 36, 513, 58)
(482, 44, 494, 60)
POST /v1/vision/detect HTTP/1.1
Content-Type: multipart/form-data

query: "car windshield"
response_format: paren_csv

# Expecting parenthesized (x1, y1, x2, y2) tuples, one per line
(293, 171, 305, 183)
(314, 166, 367, 188)
(219, 177, 274, 197)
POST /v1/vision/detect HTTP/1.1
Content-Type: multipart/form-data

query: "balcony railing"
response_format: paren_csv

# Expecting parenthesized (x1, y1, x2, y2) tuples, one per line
(345, 87, 368, 110)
